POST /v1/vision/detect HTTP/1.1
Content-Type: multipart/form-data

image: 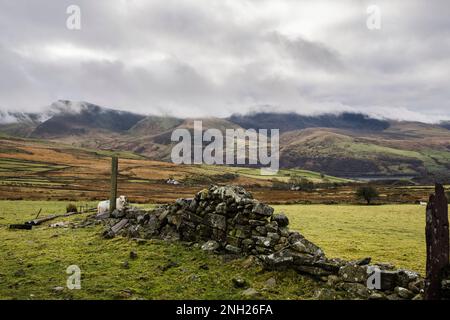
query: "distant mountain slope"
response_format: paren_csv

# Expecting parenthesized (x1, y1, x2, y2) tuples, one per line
(129, 116, 183, 136)
(30, 101, 145, 138)
(440, 121, 450, 130)
(280, 129, 420, 177)
(279, 123, 450, 178)
(120, 117, 244, 159)
(0, 110, 43, 124)
(0, 111, 42, 136)
(1, 100, 450, 181)
(228, 112, 390, 133)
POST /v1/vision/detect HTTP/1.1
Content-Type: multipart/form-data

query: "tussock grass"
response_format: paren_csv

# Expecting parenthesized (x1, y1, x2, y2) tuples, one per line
(276, 204, 430, 274)
(0, 201, 320, 300)
(0, 201, 434, 299)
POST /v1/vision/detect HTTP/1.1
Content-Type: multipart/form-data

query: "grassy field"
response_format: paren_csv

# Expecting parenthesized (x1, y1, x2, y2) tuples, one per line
(0, 201, 321, 300)
(0, 200, 434, 299)
(4, 136, 450, 204)
(1, 136, 360, 203)
(276, 204, 427, 274)
(1, 136, 445, 206)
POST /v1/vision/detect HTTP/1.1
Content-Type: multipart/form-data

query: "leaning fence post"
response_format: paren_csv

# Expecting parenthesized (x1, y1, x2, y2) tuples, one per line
(110, 156, 118, 213)
(424, 183, 449, 300)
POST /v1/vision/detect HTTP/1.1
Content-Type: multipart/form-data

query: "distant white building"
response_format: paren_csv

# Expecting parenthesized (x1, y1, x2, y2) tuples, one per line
(166, 178, 180, 185)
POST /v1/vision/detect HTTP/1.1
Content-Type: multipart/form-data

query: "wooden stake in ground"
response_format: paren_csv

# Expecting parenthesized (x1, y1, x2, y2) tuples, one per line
(425, 183, 449, 300)
(110, 156, 118, 213)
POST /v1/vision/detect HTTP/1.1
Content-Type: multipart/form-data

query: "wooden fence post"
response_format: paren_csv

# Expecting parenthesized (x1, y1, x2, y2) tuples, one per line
(424, 183, 449, 300)
(110, 156, 118, 213)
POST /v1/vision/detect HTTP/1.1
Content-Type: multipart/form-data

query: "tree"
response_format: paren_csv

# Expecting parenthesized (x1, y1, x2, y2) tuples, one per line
(356, 186, 379, 205)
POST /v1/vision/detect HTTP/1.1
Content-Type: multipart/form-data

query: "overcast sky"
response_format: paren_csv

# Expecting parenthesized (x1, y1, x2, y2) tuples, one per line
(0, 0, 449, 121)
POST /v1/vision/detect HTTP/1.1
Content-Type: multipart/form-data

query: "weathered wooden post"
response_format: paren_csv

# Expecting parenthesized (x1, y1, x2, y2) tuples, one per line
(424, 183, 449, 300)
(109, 156, 118, 213)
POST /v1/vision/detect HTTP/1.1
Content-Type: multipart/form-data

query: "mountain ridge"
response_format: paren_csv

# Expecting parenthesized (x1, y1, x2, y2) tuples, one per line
(1, 100, 449, 181)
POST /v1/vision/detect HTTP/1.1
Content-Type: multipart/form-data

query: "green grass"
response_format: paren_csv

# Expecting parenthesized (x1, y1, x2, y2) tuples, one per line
(337, 141, 450, 175)
(0, 158, 67, 173)
(341, 141, 421, 159)
(0, 179, 63, 186)
(0, 201, 320, 300)
(0, 201, 436, 299)
(275, 204, 429, 274)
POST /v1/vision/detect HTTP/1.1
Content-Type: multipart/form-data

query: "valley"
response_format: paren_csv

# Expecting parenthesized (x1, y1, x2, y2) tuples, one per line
(0, 136, 445, 205)
(2, 100, 450, 182)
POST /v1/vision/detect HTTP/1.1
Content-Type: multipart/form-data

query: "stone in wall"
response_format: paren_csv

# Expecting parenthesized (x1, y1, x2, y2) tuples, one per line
(96, 185, 427, 300)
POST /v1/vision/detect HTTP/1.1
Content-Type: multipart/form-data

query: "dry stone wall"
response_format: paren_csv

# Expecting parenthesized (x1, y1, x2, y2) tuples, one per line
(97, 185, 444, 300)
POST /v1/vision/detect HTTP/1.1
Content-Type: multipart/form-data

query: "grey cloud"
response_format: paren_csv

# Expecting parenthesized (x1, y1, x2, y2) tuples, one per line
(0, 0, 449, 122)
(269, 32, 344, 71)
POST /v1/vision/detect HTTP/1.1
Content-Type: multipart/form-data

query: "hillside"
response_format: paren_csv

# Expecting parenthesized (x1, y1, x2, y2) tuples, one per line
(228, 112, 390, 133)
(279, 124, 450, 179)
(0, 111, 42, 136)
(0, 136, 443, 205)
(0, 136, 361, 203)
(1, 100, 450, 181)
(30, 101, 146, 138)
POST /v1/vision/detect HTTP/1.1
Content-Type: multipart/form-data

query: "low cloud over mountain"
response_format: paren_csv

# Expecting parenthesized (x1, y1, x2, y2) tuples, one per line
(0, 1, 449, 121)
(2, 100, 450, 180)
